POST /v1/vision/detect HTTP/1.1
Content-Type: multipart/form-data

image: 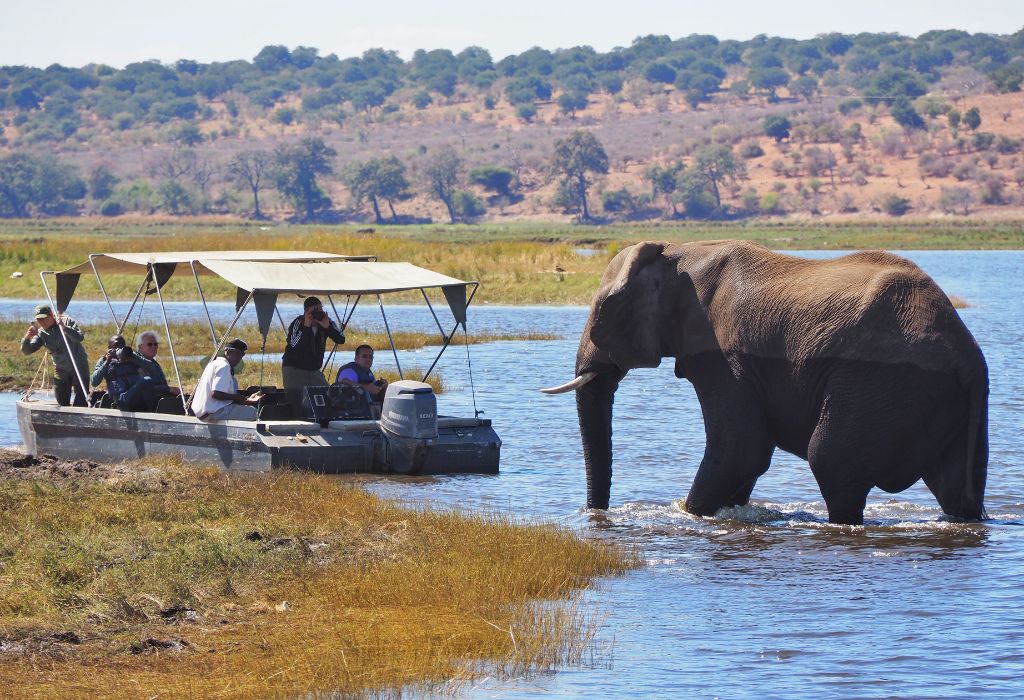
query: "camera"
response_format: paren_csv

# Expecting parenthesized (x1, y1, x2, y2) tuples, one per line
(311, 309, 325, 321)
(109, 346, 134, 364)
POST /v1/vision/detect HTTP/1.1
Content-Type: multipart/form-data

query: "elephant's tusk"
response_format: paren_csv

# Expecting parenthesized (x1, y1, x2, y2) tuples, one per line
(539, 372, 598, 394)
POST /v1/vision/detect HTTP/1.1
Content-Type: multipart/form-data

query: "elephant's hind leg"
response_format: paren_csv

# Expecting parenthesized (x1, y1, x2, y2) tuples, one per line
(806, 396, 880, 526)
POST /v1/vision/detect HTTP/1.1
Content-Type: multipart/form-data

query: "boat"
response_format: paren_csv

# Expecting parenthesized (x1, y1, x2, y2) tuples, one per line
(16, 250, 501, 475)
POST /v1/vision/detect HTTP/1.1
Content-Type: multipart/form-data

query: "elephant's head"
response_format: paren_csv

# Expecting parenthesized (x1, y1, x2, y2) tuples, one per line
(543, 242, 712, 509)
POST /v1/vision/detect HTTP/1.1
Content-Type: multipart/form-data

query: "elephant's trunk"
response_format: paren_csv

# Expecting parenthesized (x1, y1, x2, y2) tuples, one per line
(576, 371, 620, 509)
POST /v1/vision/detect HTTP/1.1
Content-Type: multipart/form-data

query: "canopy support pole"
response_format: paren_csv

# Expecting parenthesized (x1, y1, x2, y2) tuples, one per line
(150, 263, 187, 411)
(189, 261, 219, 348)
(88, 254, 119, 327)
(421, 283, 479, 382)
(421, 289, 448, 343)
(377, 294, 402, 380)
(116, 274, 151, 336)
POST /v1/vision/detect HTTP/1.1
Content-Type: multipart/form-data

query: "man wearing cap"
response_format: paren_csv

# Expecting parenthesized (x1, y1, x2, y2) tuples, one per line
(21, 304, 90, 407)
(281, 296, 345, 412)
(192, 339, 264, 422)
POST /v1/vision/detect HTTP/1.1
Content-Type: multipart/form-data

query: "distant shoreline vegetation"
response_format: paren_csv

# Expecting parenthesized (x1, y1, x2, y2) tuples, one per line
(2, 30, 1024, 222)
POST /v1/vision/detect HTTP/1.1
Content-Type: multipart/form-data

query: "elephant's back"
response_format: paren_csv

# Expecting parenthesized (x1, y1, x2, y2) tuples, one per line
(718, 249, 979, 374)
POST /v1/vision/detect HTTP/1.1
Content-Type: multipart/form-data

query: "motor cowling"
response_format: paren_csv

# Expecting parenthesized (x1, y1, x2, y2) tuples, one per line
(379, 380, 438, 474)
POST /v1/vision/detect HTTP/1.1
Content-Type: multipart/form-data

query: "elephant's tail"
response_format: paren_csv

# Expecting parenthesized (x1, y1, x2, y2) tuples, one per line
(962, 364, 989, 520)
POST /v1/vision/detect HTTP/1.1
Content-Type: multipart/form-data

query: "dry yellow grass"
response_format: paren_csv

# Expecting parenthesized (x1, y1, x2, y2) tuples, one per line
(0, 453, 639, 698)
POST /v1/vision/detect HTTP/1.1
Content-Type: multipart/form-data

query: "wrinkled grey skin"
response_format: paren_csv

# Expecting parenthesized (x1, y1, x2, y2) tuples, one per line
(563, 240, 988, 525)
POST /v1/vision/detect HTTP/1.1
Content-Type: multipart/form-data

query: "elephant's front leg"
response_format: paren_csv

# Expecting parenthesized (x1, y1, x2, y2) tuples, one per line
(683, 398, 775, 517)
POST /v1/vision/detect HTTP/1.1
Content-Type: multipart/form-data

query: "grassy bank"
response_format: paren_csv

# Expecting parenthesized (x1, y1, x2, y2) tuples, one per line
(0, 319, 557, 392)
(0, 451, 639, 697)
(2, 218, 1021, 304)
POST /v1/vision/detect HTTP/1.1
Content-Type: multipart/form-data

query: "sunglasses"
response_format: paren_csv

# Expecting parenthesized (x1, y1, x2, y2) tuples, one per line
(143, 342, 158, 346)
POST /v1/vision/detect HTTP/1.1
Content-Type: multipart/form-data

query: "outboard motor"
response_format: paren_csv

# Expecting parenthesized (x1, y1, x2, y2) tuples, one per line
(379, 380, 438, 474)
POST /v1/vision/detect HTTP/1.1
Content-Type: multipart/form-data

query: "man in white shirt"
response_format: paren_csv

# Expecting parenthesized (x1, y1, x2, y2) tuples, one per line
(192, 338, 263, 421)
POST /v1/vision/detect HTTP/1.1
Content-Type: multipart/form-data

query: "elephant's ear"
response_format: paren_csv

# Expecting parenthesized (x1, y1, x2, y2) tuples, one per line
(591, 242, 667, 369)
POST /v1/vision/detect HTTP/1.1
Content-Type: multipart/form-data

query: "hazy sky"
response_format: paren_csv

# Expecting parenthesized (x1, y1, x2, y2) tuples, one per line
(5, 0, 1024, 68)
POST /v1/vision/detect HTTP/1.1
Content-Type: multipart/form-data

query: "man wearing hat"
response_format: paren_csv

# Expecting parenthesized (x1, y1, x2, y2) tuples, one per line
(192, 339, 264, 421)
(21, 304, 90, 407)
(281, 296, 345, 413)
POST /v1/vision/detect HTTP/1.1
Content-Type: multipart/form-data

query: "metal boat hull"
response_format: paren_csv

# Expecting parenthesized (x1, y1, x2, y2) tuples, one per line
(16, 399, 500, 475)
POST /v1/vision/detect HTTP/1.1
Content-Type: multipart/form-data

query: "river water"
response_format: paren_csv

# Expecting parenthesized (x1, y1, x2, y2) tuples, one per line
(2, 251, 1022, 698)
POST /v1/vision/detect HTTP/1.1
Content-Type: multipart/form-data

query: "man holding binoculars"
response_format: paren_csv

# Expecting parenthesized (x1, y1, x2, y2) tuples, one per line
(281, 296, 345, 413)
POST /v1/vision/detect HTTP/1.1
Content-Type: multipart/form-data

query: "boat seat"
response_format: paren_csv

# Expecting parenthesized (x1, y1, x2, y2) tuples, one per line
(155, 397, 187, 415)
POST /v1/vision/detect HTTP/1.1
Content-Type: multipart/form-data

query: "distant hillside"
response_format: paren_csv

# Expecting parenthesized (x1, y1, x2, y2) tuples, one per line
(2, 29, 1024, 223)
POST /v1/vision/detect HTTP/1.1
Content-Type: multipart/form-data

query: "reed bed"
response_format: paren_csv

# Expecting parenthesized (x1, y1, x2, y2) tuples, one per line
(0, 453, 640, 698)
(0, 224, 608, 304)
(2, 219, 1014, 305)
(0, 320, 556, 392)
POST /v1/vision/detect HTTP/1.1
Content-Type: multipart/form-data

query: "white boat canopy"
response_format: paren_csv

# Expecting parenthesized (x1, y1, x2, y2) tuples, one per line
(200, 260, 473, 339)
(53, 250, 372, 311)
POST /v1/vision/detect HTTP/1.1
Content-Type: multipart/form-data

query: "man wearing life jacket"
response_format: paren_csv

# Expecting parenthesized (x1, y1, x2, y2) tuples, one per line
(335, 344, 388, 412)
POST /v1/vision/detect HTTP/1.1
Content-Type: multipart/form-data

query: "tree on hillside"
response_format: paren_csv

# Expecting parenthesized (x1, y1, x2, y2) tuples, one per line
(749, 66, 789, 100)
(693, 144, 744, 212)
(272, 137, 336, 221)
(254, 45, 291, 72)
(549, 130, 609, 222)
(468, 166, 516, 198)
(0, 153, 86, 217)
(890, 97, 925, 131)
(88, 164, 119, 201)
(558, 91, 589, 118)
(423, 145, 463, 224)
(227, 149, 271, 219)
(643, 160, 686, 216)
(963, 106, 982, 131)
(763, 114, 791, 142)
(343, 155, 410, 223)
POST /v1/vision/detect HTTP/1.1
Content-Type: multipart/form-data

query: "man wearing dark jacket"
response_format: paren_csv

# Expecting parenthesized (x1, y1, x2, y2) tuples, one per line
(281, 296, 345, 412)
(21, 304, 90, 406)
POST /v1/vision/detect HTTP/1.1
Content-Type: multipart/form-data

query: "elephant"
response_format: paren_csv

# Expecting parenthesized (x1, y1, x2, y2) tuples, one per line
(543, 240, 988, 525)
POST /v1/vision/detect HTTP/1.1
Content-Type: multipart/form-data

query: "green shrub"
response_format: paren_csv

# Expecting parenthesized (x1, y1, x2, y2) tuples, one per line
(759, 192, 783, 214)
(881, 194, 911, 216)
(99, 200, 123, 216)
(838, 98, 863, 115)
(739, 141, 765, 159)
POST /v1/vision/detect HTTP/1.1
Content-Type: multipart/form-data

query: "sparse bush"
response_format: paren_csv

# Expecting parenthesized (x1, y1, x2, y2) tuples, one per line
(995, 135, 1021, 154)
(875, 130, 907, 158)
(938, 186, 975, 215)
(453, 190, 485, 219)
(918, 153, 953, 179)
(600, 188, 638, 214)
(740, 188, 760, 212)
(952, 161, 978, 181)
(739, 142, 765, 159)
(273, 107, 296, 125)
(978, 173, 1006, 204)
(972, 132, 996, 152)
(837, 98, 863, 116)
(710, 124, 736, 144)
(759, 192, 784, 214)
(99, 199, 123, 216)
